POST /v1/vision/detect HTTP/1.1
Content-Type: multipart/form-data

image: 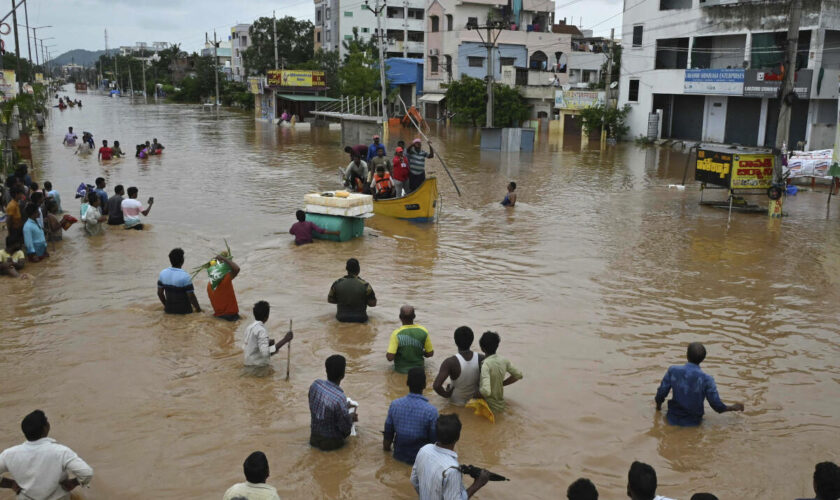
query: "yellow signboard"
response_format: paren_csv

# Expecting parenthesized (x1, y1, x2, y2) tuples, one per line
(0, 70, 17, 100)
(35, 73, 44, 82)
(266, 70, 326, 88)
(730, 153, 774, 189)
(247, 77, 263, 94)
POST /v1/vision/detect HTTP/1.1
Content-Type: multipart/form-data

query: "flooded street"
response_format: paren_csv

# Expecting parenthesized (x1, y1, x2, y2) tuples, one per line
(1, 90, 838, 499)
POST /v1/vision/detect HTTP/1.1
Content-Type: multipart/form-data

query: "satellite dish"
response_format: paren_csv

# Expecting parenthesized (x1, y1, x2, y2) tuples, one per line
(610, 81, 618, 89)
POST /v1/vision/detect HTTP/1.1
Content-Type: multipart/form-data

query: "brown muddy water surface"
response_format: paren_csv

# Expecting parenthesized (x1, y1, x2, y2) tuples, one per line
(0, 90, 838, 499)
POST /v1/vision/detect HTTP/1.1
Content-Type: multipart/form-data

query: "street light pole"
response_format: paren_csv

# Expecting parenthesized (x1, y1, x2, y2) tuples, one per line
(11, 0, 22, 92)
(468, 21, 503, 127)
(363, 0, 389, 127)
(273, 10, 279, 70)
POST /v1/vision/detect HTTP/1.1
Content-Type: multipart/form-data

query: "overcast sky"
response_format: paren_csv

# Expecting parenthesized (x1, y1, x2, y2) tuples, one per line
(11, 0, 622, 60)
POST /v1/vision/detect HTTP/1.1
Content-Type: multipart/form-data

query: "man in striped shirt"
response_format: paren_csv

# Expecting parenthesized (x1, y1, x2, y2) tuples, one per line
(308, 355, 356, 451)
(411, 414, 489, 500)
(406, 138, 434, 193)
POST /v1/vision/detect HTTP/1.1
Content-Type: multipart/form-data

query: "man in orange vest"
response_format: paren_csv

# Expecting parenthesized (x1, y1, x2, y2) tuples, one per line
(372, 166, 395, 200)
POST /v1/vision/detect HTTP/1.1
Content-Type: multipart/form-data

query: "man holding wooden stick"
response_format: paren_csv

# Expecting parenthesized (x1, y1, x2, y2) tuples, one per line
(243, 301, 293, 369)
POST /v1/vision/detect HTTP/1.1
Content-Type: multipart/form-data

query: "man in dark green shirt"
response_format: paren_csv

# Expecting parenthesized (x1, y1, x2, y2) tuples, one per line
(328, 258, 377, 322)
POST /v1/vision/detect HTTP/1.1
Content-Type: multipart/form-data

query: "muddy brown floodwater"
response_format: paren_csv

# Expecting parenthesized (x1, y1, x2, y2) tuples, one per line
(0, 89, 838, 499)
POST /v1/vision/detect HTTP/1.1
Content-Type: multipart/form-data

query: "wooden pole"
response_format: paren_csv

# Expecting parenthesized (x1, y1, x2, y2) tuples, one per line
(398, 95, 462, 196)
(286, 319, 292, 380)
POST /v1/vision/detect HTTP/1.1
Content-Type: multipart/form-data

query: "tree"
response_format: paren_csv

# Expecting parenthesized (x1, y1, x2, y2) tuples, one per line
(445, 76, 530, 127)
(297, 49, 341, 97)
(579, 103, 630, 139)
(445, 76, 486, 127)
(337, 28, 383, 100)
(492, 84, 530, 127)
(243, 16, 314, 76)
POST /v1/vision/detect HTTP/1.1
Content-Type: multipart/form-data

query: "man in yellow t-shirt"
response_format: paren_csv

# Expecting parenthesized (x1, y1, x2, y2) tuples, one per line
(386, 305, 434, 374)
(0, 235, 26, 278)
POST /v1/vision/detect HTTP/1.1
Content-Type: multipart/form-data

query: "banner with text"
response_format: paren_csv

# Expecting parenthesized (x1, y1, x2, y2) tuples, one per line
(267, 70, 326, 88)
(0, 70, 17, 100)
(684, 69, 744, 95)
(743, 69, 812, 98)
(554, 90, 605, 110)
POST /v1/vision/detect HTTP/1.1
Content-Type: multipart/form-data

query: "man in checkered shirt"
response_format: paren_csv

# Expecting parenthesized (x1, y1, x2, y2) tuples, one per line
(308, 355, 356, 451)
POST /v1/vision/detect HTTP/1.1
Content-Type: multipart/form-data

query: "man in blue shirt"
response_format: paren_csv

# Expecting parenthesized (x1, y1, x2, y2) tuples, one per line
(366, 135, 385, 162)
(383, 367, 438, 464)
(309, 355, 356, 451)
(655, 342, 744, 426)
(157, 248, 202, 314)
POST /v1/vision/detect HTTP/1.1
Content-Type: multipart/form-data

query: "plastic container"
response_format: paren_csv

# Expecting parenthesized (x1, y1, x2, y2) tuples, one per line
(786, 185, 798, 196)
(306, 213, 365, 242)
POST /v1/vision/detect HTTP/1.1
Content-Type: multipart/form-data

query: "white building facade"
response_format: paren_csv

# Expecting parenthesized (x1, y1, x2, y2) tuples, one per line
(231, 24, 252, 82)
(422, 0, 571, 120)
(619, 0, 840, 149)
(314, 0, 426, 60)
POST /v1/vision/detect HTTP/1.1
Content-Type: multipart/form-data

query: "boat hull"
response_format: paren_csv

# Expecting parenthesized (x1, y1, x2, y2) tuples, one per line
(373, 176, 438, 222)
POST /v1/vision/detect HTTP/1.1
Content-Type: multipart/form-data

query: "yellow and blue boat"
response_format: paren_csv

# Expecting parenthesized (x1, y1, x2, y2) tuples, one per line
(373, 176, 438, 222)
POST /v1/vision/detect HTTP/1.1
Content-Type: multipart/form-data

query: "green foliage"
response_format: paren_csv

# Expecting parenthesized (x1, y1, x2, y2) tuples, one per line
(595, 44, 620, 89)
(445, 77, 486, 127)
(634, 134, 655, 146)
(445, 76, 530, 127)
(296, 49, 341, 97)
(243, 16, 314, 77)
(220, 81, 254, 109)
(492, 84, 530, 127)
(171, 55, 219, 102)
(579, 103, 630, 140)
(338, 28, 384, 100)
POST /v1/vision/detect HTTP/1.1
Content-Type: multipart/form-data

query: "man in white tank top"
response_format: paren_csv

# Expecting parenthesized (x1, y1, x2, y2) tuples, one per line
(433, 326, 484, 406)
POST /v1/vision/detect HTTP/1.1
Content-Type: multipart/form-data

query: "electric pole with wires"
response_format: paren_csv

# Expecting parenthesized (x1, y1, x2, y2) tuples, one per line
(770, 0, 802, 217)
(364, 0, 388, 136)
(468, 20, 504, 127)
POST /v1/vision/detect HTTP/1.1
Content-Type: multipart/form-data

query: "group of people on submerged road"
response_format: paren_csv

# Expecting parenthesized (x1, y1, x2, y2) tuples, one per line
(343, 135, 434, 200)
(60, 126, 164, 160)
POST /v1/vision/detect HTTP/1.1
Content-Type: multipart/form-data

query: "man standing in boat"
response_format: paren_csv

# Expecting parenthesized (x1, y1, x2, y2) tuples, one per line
(406, 139, 433, 193)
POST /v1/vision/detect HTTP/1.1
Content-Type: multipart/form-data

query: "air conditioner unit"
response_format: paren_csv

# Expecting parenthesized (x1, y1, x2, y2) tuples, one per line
(429, 48, 439, 56)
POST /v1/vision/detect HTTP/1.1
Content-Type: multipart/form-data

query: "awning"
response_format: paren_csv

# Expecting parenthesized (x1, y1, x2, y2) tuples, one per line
(418, 93, 446, 103)
(276, 94, 339, 102)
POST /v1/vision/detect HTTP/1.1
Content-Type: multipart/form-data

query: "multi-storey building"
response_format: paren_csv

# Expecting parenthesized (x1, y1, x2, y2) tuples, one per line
(619, 0, 840, 149)
(230, 24, 252, 82)
(421, 0, 572, 120)
(314, 0, 426, 60)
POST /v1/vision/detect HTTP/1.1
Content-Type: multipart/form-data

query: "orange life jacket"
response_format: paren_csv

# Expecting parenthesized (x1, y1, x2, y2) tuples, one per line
(374, 172, 393, 194)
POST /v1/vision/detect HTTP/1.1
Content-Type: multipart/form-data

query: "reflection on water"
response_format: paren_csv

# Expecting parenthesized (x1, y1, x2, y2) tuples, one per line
(0, 90, 837, 499)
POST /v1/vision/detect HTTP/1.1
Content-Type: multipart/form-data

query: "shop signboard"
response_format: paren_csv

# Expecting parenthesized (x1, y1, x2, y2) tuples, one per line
(247, 77, 263, 94)
(730, 153, 774, 189)
(695, 148, 775, 189)
(0, 70, 17, 100)
(743, 69, 812, 98)
(554, 90, 605, 110)
(267, 70, 326, 88)
(683, 69, 744, 95)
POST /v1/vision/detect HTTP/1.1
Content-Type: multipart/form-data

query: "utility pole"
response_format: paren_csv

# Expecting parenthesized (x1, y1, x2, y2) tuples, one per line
(364, 0, 388, 127)
(23, 0, 32, 82)
(207, 31, 221, 107)
(11, 0, 22, 92)
(771, 0, 802, 217)
(128, 57, 134, 99)
(141, 56, 147, 102)
(468, 21, 503, 127)
(600, 27, 615, 145)
(273, 10, 279, 70)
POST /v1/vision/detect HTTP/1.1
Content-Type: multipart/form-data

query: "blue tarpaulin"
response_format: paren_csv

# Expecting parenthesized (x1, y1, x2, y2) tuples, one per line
(385, 58, 424, 94)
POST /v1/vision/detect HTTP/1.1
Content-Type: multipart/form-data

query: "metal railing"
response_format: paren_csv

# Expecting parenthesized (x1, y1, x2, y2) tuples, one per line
(314, 96, 382, 117)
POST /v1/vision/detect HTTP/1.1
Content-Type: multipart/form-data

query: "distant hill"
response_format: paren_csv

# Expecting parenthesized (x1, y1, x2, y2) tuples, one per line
(51, 49, 107, 68)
